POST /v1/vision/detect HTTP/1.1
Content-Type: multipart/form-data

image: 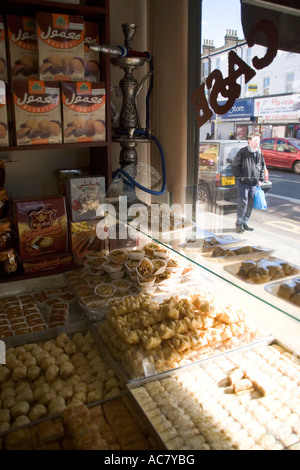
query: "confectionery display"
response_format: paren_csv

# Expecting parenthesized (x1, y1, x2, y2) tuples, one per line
(0, 397, 158, 450)
(271, 278, 300, 307)
(207, 245, 272, 261)
(0, 287, 80, 339)
(130, 343, 300, 450)
(0, 331, 124, 432)
(227, 257, 299, 284)
(180, 235, 242, 252)
(65, 244, 197, 320)
(0, 236, 299, 450)
(131, 204, 194, 234)
(97, 290, 267, 379)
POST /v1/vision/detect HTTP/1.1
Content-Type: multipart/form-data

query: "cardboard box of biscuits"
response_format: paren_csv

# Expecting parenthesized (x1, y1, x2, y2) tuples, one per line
(7, 15, 38, 81)
(14, 196, 68, 261)
(36, 12, 85, 81)
(62, 81, 106, 143)
(0, 81, 8, 146)
(0, 16, 8, 83)
(12, 79, 62, 145)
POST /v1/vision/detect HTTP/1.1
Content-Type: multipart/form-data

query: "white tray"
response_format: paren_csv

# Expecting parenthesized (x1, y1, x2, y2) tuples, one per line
(224, 256, 300, 284)
(202, 246, 274, 264)
(179, 235, 244, 252)
(264, 277, 300, 308)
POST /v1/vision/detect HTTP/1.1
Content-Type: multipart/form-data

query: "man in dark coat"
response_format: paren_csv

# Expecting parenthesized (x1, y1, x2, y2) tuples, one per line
(231, 132, 266, 233)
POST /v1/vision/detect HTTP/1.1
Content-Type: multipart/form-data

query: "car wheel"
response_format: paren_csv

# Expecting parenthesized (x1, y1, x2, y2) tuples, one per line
(197, 185, 211, 212)
(292, 161, 300, 174)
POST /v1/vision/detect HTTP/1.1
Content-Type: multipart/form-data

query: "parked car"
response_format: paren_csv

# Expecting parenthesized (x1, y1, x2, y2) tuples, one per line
(260, 137, 300, 174)
(197, 140, 272, 212)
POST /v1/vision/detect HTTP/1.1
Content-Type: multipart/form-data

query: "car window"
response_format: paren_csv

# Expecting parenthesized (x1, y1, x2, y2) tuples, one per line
(221, 145, 244, 166)
(289, 139, 300, 151)
(261, 139, 275, 150)
(276, 139, 289, 152)
(199, 143, 219, 172)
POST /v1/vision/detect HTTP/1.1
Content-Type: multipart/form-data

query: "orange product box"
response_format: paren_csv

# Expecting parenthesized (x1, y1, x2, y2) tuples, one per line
(70, 219, 105, 266)
(62, 81, 106, 143)
(7, 15, 38, 81)
(13, 80, 62, 146)
(14, 196, 68, 260)
(36, 12, 85, 81)
(0, 16, 8, 83)
(22, 253, 72, 274)
(84, 21, 100, 81)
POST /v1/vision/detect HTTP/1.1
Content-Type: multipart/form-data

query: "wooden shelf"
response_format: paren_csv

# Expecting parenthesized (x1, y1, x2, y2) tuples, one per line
(0, 141, 109, 152)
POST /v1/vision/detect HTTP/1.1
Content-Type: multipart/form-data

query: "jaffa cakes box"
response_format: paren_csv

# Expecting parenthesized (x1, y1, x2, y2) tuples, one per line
(14, 196, 68, 260)
(0, 81, 8, 146)
(84, 21, 100, 81)
(0, 16, 7, 83)
(62, 81, 105, 143)
(7, 15, 38, 80)
(13, 80, 62, 146)
(36, 12, 84, 81)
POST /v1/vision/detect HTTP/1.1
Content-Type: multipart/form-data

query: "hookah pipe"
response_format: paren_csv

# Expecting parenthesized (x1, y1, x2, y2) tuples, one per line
(89, 26, 166, 196)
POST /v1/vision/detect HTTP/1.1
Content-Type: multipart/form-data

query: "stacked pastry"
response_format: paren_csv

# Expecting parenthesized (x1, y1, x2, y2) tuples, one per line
(0, 398, 157, 450)
(0, 287, 76, 339)
(0, 331, 123, 432)
(97, 290, 264, 379)
(130, 343, 300, 450)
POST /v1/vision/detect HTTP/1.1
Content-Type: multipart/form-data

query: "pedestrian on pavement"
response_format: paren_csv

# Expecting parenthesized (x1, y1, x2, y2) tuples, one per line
(231, 132, 266, 234)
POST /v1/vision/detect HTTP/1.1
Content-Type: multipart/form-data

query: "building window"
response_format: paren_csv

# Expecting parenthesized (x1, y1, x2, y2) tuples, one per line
(246, 48, 251, 66)
(216, 58, 220, 70)
(263, 77, 270, 95)
(286, 72, 294, 93)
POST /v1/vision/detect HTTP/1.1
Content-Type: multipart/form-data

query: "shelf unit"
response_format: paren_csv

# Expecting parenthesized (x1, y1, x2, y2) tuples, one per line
(1, 0, 112, 186)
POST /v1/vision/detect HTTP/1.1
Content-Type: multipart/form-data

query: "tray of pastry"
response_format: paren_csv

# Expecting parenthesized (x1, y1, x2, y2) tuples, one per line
(95, 287, 273, 382)
(127, 340, 300, 450)
(0, 326, 125, 434)
(201, 245, 274, 263)
(224, 257, 299, 284)
(129, 204, 195, 237)
(179, 234, 244, 253)
(264, 277, 300, 308)
(0, 285, 86, 342)
(0, 394, 162, 450)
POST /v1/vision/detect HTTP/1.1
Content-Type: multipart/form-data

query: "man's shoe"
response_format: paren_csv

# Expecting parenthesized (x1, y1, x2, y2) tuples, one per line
(243, 224, 254, 231)
(236, 224, 245, 234)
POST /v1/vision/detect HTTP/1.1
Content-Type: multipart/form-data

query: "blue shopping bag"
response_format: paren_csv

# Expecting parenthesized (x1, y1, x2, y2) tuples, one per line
(254, 186, 267, 210)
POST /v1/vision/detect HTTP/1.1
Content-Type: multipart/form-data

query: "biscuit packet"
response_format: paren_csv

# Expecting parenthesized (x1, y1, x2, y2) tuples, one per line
(13, 80, 62, 146)
(7, 15, 38, 80)
(62, 81, 106, 143)
(36, 12, 85, 81)
(0, 81, 8, 146)
(0, 16, 8, 83)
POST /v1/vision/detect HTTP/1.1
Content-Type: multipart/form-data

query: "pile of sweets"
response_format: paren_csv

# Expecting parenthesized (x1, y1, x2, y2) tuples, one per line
(65, 244, 196, 316)
(131, 343, 300, 450)
(0, 398, 158, 450)
(0, 331, 123, 432)
(97, 289, 264, 378)
(0, 287, 76, 339)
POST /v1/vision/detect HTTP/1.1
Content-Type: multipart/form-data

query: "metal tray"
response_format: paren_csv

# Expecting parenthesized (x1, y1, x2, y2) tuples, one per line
(127, 338, 300, 450)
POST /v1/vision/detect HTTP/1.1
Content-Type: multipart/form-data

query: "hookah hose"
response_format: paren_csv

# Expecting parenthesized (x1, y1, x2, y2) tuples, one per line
(113, 56, 167, 196)
(113, 130, 167, 196)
